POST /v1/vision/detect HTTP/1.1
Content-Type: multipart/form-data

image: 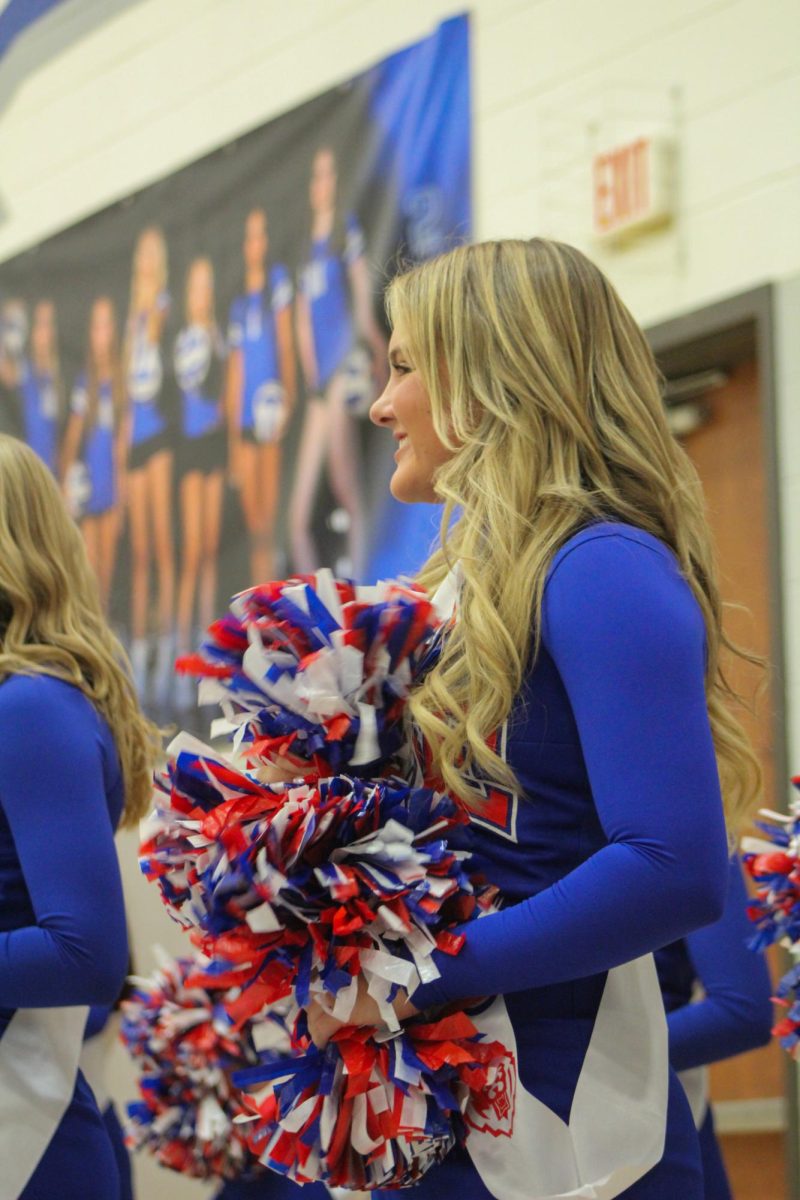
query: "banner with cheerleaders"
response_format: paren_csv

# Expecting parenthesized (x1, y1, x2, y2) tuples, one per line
(0, 14, 470, 720)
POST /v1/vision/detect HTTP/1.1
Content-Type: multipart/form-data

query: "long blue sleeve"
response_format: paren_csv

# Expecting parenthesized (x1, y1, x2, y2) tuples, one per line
(412, 531, 730, 1008)
(85, 1003, 113, 1040)
(667, 857, 773, 1072)
(0, 674, 128, 1007)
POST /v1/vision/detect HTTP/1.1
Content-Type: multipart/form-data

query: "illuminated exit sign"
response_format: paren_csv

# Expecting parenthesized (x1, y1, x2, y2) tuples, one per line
(592, 135, 676, 240)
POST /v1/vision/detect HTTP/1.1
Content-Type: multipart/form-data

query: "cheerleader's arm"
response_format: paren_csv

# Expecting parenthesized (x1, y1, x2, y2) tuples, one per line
(59, 409, 83, 489)
(668, 856, 773, 1072)
(412, 531, 730, 1008)
(347, 253, 387, 388)
(295, 290, 319, 395)
(0, 676, 128, 1007)
(276, 304, 297, 431)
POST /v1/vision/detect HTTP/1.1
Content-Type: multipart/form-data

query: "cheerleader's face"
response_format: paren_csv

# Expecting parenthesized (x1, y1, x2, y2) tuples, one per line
(370, 324, 452, 504)
(310, 148, 337, 215)
(187, 260, 214, 324)
(135, 229, 164, 284)
(31, 301, 55, 366)
(244, 210, 268, 271)
(90, 298, 115, 363)
(133, 228, 166, 315)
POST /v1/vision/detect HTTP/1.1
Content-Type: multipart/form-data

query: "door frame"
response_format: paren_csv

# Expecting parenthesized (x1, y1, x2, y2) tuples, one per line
(646, 285, 798, 1199)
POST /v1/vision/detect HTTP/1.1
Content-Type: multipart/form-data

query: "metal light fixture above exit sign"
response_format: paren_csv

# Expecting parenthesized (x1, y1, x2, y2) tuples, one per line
(592, 135, 676, 242)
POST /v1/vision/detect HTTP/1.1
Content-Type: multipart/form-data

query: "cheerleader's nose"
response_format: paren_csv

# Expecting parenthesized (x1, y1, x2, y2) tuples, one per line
(369, 384, 394, 428)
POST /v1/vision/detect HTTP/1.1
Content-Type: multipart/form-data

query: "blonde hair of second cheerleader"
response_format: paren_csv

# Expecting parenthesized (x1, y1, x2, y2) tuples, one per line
(0, 435, 161, 825)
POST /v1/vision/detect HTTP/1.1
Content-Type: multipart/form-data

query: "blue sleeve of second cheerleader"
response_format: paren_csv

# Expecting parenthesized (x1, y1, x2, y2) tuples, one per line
(412, 532, 730, 1008)
(0, 676, 128, 1008)
(668, 857, 773, 1072)
(84, 1003, 112, 1041)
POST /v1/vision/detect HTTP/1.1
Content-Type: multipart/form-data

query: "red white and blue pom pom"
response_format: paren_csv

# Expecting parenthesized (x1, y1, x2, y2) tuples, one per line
(741, 778, 800, 1059)
(771, 962, 800, 1057)
(120, 950, 292, 1181)
(741, 779, 800, 952)
(140, 732, 488, 1030)
(135, 731, 509, 1189)
(121, 951, 263, 1179)
(233, 1009, 512, 1190)
(135, 570, 517, 1189)
(174, 570, 442, 775)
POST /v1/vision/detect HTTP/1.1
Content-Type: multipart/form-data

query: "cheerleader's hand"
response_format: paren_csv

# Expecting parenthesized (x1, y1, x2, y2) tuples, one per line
(306, 1001, 347, 1049)
(251, 753, 316, 785)
(307, 977, 418, 1048)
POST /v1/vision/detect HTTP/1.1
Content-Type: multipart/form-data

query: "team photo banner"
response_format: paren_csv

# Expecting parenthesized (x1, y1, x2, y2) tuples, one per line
(0, 13, 471, 721)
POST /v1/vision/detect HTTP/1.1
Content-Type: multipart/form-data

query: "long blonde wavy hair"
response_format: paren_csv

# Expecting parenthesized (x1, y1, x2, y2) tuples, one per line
(0, 436, 161, 827)
(388, 238, 761, 837)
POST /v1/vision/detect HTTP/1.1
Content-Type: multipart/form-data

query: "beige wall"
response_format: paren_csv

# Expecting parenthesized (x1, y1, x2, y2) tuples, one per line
(3, 0, 799, 323)
(2, 2, 799, 1196)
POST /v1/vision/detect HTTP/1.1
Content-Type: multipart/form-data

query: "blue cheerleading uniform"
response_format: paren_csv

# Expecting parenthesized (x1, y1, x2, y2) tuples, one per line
(174, 323, 225, 439)
(0, 674, 129, 1200)
(127, 299, 170, 455)
(19, 359, 58, 473)
(299, 214, 364, 390)
(71, 374, 117, 516)
(382, 523, 730, 1200)
(174, 322, 226, 475)
(656, 857, 773, 1199)
(228, 267, 292, 442)
(214, 1176, 329, 1200)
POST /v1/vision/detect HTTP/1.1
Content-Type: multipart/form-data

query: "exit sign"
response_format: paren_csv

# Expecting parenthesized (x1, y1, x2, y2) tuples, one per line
(592, 136, 675, 240)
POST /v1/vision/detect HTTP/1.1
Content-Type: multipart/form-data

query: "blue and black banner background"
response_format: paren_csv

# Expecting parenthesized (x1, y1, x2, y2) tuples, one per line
(0, 15, 470, 717)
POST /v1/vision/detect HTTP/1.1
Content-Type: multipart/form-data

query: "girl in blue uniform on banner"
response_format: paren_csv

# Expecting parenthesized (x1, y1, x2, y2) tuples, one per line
(299, 238, 763, 1199)
(124, 225, 176, 708)
(19, 298, 61, 474)
(62, 295, 125, 614)
(0, 434, 160, 1199)
(174, 255, 227, 711)
(226, 208, 295, 586)
(290, 146, 387, 579)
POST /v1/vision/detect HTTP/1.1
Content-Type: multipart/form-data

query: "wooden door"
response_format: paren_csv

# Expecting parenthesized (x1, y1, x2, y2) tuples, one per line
(678, 358, 787, 1199)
